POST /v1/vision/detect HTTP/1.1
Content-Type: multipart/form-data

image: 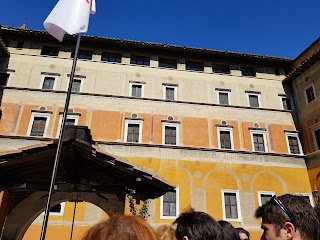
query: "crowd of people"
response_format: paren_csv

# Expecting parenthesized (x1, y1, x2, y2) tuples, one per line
(81, 193, 320, 240)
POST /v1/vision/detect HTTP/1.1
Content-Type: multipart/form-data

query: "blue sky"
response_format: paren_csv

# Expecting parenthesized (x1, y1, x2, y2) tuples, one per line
(0, 0, 319, 59)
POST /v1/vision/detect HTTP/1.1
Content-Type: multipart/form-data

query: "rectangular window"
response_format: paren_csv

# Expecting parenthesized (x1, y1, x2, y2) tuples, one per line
(17, 41, 24, 49)
(159, 58, 177, 69)
(56, 115, 79, 137)
(72, 79, 82, 92)
(131, 84, 142, 97)
(124, 119, 143, 143)
(163, 86, 177, 101)
(213, 64, 230, 74)
(41, 46, 60, 56)
(42, 202, 66, 216)
(219, 131, 232, 149)
(27, 113, 51, 137)
(186, 61, 203, 71)
(218, 92, 230, 105)
(101, 52, 122, 63)
(251, 131, 267, 152)
(160, 188, 179, 219)
(30, 117, 47, 136)
(222, 190, 241, 221)
(248, 94, 260, 108)
(305, 86, 316, 103)
(286, 133, 302, 155)
(281, 97, 292, 110)
(42, 76, 56, 90)
(241, 67, 255, 77)
(296, 193, 314, 207)
(258, 192, 274, 206)
(314, 129, 320, 150)
(0, 73, 9, 86)
(162, 122, 179, 145)
(130, 55, 150, 66)
(77, 50, 93, 60)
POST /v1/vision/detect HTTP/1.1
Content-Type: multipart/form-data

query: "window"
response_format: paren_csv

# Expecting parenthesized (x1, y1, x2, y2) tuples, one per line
(101, 52, 122, 63)
(247, 93, 261, 108)
(163, 85, 177, 100)
(281, 97, 293, 110)
(130, 82, 145, 98)
(56, 115, 79, 137)
(296, 193, 314, 207)
(159, 58, 177, 69)
(216, 89, 231, 105)
(258, 192, 274, 206)
(241, 67, 255, 77)
(17, 41, 24, 49)
(218, 127, 233, 150)
(160, 188, 179, 219)
(250, 130, 267, 152)
(41, 75, 57, 90)
(72, 78, 82, 92)
(305, 86, 316, 103)
(0, 72, 10, 86)
(27, 113, 51, 137)
(186, 61, 203, 71)
(124, 119, 143, 143)
(275, 69, 280, 76)
(78, 50, 93, 60)
(314, 129, 320, 150)
(222, 190, 241, 221)
(285, 132, 302, 155)
(130, 55, 150, 66)
(41, 46, 60, 56)
(162, 122, 179, 145)
(213, 64, 230, 74)
(42, 202, 65, 216)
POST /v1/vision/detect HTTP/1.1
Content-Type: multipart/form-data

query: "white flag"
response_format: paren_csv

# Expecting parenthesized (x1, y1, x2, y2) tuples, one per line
(44, 0, 96, 42)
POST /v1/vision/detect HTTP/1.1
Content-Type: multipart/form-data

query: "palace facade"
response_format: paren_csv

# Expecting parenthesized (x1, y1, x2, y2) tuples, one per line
(0, 25, 318, 239)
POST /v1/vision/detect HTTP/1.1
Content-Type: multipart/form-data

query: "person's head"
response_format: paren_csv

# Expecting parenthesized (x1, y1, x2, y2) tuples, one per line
(155, 225, 176, 240)
(236, 227, 250, 240)
(173, 209, 224, 240)
(82, 214, 157, 240)
(218, 220, 240, 240)
(255, 194, 319, 240)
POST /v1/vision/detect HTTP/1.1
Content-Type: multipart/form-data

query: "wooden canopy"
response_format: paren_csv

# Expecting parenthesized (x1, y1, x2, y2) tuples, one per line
(0, 126, 175, 200)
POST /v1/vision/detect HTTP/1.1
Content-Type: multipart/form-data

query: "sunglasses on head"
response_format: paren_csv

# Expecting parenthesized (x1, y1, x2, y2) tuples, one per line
(269, 195, 296, 232)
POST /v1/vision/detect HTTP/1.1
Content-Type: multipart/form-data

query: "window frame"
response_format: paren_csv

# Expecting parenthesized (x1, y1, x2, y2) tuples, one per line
(41, 202, 66, 216)
(250, 129, 268, 152)
(130, 55, 150, 66)
(162, 122, 180, 146)
(67, 77, 84, 93)
(160, 187, 179, 220)
(40, 74, 58, 90)
(257, 191, 274, 206)
(305, 84, 316, 104)
(295, 193, 314, 207)
(313, 127, 320, 151)
(129, 82, 145, 98)
(217, 126, 234, 150)
(247, 92, 261, 108)
(241, 66, 256, 77)
(217, 90, 231, 105)
(221, 189, 241, 222)
(27, 112, 51, 137)
(163, 85, 177, 101)
(124, 119, 143, 143)
(158, 58, 177, 69)
(280, 96, 293, 110)
(41, 45, 60, 56)
(56, 115, 79, 138)
(101, 52, 122, 63)
(285, 132, 303, 155)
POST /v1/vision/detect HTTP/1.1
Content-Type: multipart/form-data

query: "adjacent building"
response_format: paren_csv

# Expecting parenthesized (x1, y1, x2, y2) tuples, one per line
(0, 25, 317, 240)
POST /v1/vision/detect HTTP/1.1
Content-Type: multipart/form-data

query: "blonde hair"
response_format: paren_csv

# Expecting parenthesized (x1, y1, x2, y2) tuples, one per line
(155, 225, 176, 240)
(82, 214, 157, 240)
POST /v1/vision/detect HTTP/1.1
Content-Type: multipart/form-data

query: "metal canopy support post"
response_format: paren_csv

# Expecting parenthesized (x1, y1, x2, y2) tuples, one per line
(40, 33, 82, 240)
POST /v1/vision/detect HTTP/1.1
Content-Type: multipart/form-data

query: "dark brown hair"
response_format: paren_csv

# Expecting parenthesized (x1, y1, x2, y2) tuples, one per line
(255, 194, 319, 240)
(82, 214, 157, 240)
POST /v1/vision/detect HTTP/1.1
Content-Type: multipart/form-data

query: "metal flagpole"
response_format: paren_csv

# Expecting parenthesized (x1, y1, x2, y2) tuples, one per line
(40, 33, 82, 240)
